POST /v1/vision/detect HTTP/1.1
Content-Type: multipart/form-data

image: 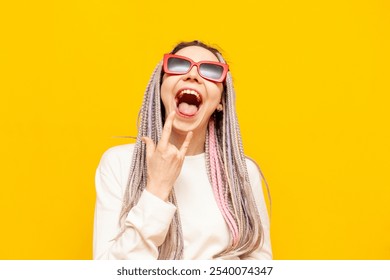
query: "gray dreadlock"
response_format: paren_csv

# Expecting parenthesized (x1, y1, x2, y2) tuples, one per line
(117, 41, 264, 259)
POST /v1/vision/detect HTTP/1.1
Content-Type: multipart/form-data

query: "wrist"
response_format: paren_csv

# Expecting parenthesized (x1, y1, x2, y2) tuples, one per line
(146, 182, 171, 202)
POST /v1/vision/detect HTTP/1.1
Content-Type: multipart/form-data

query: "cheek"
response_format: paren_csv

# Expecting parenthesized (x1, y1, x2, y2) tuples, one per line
(160, 87, 169, 109)
(160, 75, 175, 95)
(160, 78, 176, 110)
(207, 83, 224, 103)
(160, 78, 170, 100)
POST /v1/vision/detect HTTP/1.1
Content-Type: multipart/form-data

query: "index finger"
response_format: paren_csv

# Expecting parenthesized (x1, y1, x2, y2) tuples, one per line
(159, 111, 176, 147)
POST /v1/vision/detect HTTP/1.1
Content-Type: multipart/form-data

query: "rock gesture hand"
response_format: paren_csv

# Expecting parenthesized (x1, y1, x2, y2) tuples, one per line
(142, 111, 193, 201)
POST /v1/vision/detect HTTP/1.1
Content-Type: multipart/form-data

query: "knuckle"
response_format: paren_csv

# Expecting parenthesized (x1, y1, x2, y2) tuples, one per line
(175, 153, 182, 161)
(161, 154, 170, 161)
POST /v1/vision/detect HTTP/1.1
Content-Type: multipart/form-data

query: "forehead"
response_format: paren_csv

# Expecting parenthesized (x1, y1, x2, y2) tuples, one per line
(174, 46, 220, 63)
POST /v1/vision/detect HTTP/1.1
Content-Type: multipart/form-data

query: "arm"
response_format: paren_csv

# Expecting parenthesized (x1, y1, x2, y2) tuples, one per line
(93, 146, 176, 259)
(241, 158, 273, 260)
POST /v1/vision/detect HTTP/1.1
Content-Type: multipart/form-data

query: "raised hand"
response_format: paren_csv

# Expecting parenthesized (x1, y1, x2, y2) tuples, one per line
(142, 111, 193, 201)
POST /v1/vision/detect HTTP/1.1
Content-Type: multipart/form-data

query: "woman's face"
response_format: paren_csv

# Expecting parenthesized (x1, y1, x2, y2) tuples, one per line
(161, 46, 224, 136)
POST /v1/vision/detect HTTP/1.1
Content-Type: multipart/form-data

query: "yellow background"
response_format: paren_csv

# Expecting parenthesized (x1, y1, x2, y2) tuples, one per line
(1, 0, 389, 259)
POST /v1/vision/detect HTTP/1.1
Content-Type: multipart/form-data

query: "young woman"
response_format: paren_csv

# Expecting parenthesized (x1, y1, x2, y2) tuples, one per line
(93, 41, 272, 259)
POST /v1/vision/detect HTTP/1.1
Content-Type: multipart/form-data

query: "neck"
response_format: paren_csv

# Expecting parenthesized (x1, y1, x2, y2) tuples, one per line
(170, 128, 206, 156)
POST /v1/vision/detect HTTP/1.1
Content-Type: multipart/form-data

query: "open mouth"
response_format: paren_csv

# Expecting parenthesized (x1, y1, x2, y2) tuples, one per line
(175, 89, 202, 116)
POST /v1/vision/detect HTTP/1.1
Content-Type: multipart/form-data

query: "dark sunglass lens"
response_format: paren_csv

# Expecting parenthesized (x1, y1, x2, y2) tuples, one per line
(199, 63, 223, 80)
(167, 57, 191, 73)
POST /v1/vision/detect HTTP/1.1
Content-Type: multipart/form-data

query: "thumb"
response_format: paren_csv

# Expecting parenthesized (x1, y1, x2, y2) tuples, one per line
(141, 136, 155, 158)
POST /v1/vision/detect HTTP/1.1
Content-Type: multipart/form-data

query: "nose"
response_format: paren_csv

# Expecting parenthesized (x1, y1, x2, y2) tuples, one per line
(183, 65, 201, 82)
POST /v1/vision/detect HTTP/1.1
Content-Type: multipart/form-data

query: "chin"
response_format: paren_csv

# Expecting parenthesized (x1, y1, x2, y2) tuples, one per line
(172, 117, 205, 134)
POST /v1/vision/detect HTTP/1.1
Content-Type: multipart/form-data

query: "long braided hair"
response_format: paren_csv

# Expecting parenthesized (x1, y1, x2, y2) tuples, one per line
(118, 41, 264, 259)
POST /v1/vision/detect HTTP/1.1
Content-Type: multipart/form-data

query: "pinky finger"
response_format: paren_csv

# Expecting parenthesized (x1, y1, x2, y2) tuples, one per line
(179, 131, 193, 157)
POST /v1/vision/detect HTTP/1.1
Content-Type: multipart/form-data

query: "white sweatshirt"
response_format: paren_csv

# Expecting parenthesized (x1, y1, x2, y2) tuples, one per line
(93, 144, 272, 260)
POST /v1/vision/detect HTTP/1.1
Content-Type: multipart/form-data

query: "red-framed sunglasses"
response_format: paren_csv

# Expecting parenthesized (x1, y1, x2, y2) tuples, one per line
(163, 54, 229, 83)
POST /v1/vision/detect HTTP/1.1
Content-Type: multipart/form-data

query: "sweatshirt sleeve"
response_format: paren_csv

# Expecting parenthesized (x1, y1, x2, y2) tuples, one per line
(93, 145, 177, 259)
(242, 158, 273, 260)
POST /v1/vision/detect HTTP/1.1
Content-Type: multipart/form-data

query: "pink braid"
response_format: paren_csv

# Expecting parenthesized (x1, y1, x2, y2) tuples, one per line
(208, 119, 239, 245)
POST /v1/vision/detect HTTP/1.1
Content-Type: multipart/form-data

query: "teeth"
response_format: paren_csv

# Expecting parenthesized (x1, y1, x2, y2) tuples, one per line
(178, 89, 201, 102)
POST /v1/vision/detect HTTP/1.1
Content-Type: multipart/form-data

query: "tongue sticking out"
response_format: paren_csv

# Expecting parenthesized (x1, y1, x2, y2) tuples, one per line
(178, 102, 198, 116)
